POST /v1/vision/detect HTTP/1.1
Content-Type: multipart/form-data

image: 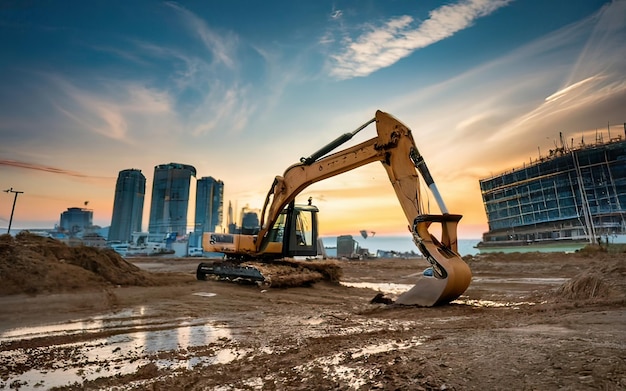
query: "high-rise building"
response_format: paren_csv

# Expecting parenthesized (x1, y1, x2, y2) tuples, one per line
(108, 169, 146, 243)
(194, 176, 224, 235)
(148, 163, 196, 237)
(227, 201, 237, 234)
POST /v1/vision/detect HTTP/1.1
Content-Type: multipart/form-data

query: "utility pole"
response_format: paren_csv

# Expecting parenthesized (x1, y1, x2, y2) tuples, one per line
(4, 187, 24, 234)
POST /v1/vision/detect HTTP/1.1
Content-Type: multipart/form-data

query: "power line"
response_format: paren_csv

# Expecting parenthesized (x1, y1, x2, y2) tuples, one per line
(3, 187, 24, 233)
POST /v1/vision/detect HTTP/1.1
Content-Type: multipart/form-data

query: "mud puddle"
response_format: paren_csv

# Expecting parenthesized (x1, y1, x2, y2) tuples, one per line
(340, 281, 414, 295)
(341, 279, 557, 307)
(293, 336, 426, 389)
(0, 307, 239, 390)
(471, 277, 568, 284)
(342, 277, 567, 293)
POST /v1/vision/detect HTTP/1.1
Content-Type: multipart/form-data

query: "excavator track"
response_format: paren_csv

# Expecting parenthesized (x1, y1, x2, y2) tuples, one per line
(196, 259, 342, 287)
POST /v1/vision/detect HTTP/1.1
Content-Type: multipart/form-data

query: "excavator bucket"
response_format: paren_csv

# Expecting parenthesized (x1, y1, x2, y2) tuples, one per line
(395, 214, 472, 306)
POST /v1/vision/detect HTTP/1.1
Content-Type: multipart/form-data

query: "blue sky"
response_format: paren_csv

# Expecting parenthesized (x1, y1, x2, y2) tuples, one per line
(1, 0, 624, 238)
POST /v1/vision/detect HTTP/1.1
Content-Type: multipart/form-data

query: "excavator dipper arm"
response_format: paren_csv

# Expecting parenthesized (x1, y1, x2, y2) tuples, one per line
(256, 110, 472, 306)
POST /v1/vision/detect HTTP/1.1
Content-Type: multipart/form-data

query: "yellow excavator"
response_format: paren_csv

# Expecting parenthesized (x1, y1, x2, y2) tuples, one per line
(197, 110, 472, 306)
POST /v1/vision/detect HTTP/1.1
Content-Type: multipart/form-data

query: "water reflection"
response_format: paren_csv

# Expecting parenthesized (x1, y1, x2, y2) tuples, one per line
(0, 307, 148, 341)
(341, 281, 546, 307)
(293, 337, 425, 389)
(340, 281, 414, 295)
(0, 319, 104, 341)
(193, 292, 217, 297)
(0, 309, 237, 390)
(471, 277, 568, 284)
(454, 298, 542, 307)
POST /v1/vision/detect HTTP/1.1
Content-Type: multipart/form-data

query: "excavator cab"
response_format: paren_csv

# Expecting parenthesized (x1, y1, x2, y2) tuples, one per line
(263, 202, 319, 257)
(282, 203, 319, 257)
(203, 203, 318, 259)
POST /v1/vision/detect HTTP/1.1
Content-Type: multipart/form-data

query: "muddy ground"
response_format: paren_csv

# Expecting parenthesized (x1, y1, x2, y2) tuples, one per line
(0, 235, 625, 390)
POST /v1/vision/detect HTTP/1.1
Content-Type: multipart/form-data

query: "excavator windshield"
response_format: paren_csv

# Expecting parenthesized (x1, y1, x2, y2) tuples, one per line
(262, 203, 318, 257)
(284, 204, 318, 257)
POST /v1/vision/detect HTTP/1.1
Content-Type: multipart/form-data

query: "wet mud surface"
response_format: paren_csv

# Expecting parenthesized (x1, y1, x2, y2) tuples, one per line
(1, 252, 625, 390)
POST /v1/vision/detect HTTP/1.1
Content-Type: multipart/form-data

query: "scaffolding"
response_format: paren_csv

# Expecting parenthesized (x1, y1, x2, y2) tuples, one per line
(478, 138, 626, 246)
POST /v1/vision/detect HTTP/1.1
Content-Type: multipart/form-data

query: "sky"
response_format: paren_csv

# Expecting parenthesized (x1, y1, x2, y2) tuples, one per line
(0, 0, 625, 239)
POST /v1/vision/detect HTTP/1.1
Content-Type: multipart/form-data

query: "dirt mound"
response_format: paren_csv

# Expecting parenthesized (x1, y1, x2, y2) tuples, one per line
(0, 232, 162, 295)
(244, 259, 342, 287)
(555, 272, 610, 300)
(553, 259, 626, 302)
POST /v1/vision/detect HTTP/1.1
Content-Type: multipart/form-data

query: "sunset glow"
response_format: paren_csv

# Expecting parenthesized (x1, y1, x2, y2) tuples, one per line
(1, 1, 624, 239)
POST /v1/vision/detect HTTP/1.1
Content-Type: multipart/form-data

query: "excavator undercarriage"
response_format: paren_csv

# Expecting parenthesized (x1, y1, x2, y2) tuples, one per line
(196, 110, 472, 306)
(196, 258, 342, 287)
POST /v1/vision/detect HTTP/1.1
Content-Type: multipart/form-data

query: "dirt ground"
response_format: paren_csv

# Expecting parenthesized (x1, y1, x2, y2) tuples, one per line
(0, 233, 625, 390)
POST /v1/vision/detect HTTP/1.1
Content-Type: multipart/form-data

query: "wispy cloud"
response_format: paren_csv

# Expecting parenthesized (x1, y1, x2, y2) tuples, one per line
(134, 41, 241, 126)
(48, 75, 175, 142)
(545, 77, 599, 103)
(327, 0, 512, 79)
(329, 0, 625, 192)
(130, 40, 211, 94)
(188, 82, 255, 135)
(484, 0, 626, 144)
(330, 8, 343, 20)
(0, 159, 114, 179)
(165, 1, 238, 69)
(127, 4, 255, 135)
(1, 3, 278, 145)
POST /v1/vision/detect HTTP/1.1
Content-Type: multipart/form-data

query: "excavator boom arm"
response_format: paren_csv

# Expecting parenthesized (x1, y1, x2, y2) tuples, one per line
(258, 136, 382, 244)
(259, 111, 440, 250)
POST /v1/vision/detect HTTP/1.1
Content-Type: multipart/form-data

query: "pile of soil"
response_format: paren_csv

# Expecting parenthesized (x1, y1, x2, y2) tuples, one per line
(0, 232, 172, 295)
(247, 259, 342, 287)
(554, 257, 626, 302)
(555, 272, 609, 300)
(469, 248, 626, 305)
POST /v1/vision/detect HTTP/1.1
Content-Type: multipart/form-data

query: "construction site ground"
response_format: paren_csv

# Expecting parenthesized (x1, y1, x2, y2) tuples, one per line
(0, 233, 625, 390)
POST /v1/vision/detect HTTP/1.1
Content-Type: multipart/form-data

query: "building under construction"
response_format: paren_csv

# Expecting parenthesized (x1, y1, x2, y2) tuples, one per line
(477, 129, 626, 250)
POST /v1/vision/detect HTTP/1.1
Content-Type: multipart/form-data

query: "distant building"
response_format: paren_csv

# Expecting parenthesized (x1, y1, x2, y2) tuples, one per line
(240, 206, 260, 235)
(60, 207, 93, 236)
(223, 205, 261, 235)
(337, 235, 361, 259)
(108, 169, 146, 243)
(194, 176, 224, 240)
(148, 162, 196, 237)
(227, 201, 237, 234)
(80, 232, 108, 248)
(477, 136, 626, 250)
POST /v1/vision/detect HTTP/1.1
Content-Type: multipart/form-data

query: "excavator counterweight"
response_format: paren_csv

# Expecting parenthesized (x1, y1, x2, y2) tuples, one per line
(198, 110, 472, 306)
